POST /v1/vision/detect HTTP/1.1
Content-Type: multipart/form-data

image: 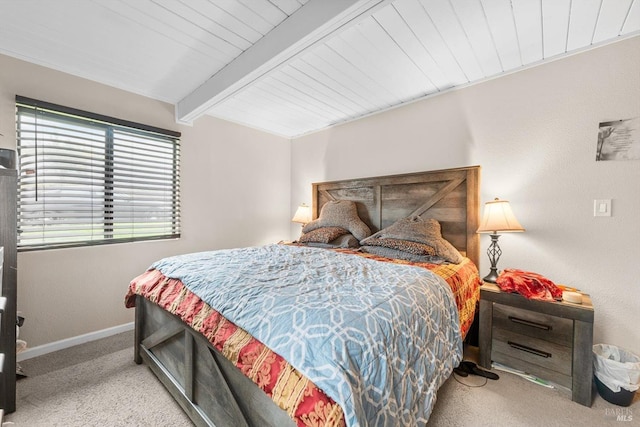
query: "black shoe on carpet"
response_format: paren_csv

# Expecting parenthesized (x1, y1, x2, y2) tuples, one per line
(454, 361, 499, 380)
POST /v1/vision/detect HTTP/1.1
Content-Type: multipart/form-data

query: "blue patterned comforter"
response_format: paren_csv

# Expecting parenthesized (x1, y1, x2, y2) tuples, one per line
(151, 244, 462, 426)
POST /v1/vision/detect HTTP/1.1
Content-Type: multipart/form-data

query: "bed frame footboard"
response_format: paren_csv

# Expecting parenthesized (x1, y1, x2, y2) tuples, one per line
(134, 295, 296, 427)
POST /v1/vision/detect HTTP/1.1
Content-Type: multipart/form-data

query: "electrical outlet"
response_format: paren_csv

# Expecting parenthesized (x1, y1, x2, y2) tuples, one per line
(593, 199, 611, 217)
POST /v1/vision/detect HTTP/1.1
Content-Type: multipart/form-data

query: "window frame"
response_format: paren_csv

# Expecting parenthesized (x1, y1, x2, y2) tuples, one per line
(15, 95, 181, 251)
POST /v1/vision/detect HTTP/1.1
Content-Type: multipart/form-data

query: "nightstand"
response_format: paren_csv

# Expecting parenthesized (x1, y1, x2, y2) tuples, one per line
(478, 282, 594, 406)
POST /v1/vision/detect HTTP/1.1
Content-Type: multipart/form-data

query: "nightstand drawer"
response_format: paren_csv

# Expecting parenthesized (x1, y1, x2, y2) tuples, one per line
(493, 303, 573, 346)
(479, 285, 594, 406)
(492, 328, 572, 376)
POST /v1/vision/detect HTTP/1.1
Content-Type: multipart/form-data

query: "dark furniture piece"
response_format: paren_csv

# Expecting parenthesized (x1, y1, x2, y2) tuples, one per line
(134, 166, 481, 426)
(135, 294, 297, 427)
(478, 282, 594, 406)
(0, 168, 18, 415)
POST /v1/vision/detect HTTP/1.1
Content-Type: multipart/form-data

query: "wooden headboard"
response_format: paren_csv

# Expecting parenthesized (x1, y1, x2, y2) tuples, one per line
(312, 166, 481, 267)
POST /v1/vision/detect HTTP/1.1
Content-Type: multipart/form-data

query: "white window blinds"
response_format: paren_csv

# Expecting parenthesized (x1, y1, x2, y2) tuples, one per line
(16, 96, 181, 250)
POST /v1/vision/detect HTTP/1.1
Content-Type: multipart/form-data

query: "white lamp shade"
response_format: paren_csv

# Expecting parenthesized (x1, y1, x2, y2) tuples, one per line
(477, 198, 525, 233)
(292, 203, 312, 224)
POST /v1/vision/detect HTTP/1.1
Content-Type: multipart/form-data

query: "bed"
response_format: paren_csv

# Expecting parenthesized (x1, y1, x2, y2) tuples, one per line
(126, 166, 481, 427)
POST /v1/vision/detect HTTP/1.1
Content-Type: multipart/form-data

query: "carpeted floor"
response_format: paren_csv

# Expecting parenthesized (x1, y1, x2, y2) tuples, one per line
(4, 331, 638, 426)
(5, 331, 191, 427)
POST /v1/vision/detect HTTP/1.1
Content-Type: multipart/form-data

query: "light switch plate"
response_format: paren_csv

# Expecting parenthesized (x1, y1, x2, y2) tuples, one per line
(593, 199, 611, 217)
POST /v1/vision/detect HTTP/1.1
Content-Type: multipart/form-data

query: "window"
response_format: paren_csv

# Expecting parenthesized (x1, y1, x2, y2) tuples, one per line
(16, 96, 181, 251)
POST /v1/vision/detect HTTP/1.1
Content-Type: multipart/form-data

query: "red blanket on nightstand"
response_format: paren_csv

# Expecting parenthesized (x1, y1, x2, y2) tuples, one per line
(496, 269, 562, 301)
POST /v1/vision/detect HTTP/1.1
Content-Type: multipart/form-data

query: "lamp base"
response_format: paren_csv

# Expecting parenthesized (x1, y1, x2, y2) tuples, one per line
(482, 268, 499, 283)
(483, 233, 502, 283)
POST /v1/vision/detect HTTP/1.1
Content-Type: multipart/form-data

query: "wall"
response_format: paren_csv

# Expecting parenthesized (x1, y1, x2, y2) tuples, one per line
(291, 37, 640, 355)
(1, 37, 637, 354)
(0, 54, 291, 347)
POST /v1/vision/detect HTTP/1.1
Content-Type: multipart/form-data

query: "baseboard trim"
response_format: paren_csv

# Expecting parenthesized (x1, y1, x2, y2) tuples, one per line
(17, 322, 134, 362)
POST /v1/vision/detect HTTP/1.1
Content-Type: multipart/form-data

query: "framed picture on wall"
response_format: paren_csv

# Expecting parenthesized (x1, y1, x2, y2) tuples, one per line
(596, 117, 640, 161)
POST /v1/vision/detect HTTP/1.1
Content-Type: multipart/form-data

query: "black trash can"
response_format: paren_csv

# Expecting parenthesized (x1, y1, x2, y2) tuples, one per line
(593, 344, 640, 407)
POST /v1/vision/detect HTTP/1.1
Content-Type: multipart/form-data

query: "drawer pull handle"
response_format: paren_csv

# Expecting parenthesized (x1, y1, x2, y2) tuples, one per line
(508, 316, 551, 331)
(508, 341, 552, 358)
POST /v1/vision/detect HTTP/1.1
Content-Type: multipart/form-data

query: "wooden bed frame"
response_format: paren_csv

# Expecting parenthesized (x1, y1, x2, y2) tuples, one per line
(134, 165, 480, 427)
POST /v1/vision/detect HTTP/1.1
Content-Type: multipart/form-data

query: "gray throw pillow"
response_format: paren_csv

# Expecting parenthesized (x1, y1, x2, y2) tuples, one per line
(361, 216, 463, 264)
(302, 200, 371, 241)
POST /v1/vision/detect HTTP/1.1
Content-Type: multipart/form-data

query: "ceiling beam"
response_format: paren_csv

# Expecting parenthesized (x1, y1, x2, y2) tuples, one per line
(175, 0, 392, 125)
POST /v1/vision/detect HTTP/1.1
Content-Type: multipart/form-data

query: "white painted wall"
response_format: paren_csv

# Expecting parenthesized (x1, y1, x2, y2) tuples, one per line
(0, 54, 291, 347)
(291, 37, 640, 355)
(1, 37, 638, 356)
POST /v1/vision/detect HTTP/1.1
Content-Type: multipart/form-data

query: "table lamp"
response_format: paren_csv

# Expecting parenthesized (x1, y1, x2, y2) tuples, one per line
(477, 198, 525, 283)
(291, 203, 312, 226)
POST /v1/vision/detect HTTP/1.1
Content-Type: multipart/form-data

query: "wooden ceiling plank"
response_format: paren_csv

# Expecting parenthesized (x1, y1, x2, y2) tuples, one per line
(281, 64, 367, 114)
(0, 19, 189, 102)
(566, 0, 601, 50)
(206, 0, 276, 36)
(91, 1, 235, 100)
(235, 85, 331, 126)
(622, 0, 640, 34)
(209, 103, 309, 137)
(119, 0, 243, 59)
(542, 0, 572, 58)
(287, 57, 378, 111)
(276, 65, 363, 116)
(212, 47, 398, 134)
(374, 4, 450, 91)
(450, 0, 503, 77)
(311, 43, 397, 108)
(236, 0, 288, 26)
(511, 0, 544, 65)
(480, 0, 522, 70)
(257, 75, 345, 121)
(330, 18, 426, 101)
(1, 2, 176, 91)
(176, 0, 392, 124)
(208, 96, 301, 135)
(184, 0, 265, 41)
(151, 0, 252, 50)
(593, 0, 635, 42)
(269, 0, 305, 16)
(419, 0, 485, 81)
(394, 0, 468, 86)
(363, 13, 439, 95)
(96, 0, 230, 68)
(212, 33, 389, 123)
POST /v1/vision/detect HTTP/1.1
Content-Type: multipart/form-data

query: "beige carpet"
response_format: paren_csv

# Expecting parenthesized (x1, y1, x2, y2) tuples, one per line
(5, 331, 191, 427)
(4, 331, 638, 426)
